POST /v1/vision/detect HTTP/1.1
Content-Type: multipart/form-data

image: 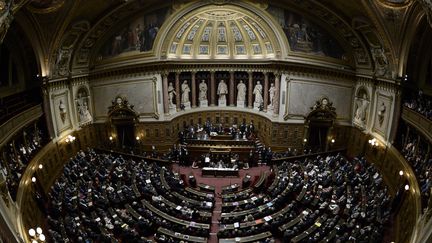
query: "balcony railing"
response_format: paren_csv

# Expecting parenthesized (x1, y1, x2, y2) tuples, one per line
(0, 104, 43, 147)
(401, 106, 432, 143)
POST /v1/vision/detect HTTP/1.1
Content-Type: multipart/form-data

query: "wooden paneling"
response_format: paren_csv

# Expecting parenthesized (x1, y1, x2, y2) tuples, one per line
(346, 127, 421, 243)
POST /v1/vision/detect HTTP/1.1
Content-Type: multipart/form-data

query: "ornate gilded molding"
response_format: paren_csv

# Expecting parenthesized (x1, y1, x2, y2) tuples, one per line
(419, 0, 432, 28)
(0, 0, 31, 43)
(72, 1, 148, 72)
(0, 0, 13, 43)
(52, 21, 90, 78)
(26, 0, 65, 14)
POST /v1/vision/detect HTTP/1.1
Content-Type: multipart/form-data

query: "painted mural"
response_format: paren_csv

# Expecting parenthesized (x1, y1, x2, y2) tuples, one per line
(99, 7, 170, 59)
(267, 5, 346, 59)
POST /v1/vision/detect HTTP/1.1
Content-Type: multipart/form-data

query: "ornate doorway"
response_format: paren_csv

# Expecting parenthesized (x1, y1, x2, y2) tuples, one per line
(108, 96, 138, 149)
(304, 98, 337, 152)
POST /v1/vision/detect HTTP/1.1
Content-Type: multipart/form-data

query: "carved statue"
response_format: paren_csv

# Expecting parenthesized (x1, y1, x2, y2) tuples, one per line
(217, 80, 228, 101)
(253, 81, 263, 104)
(59, 99, 67, 123)
(378, 102, 386, 126)
(268, 83, 276, 107)
(372, 47, 389, 77)
(181, 80, 190, 104)
(354, 93, 369, 128)
(237, 80, 246, 102)
(168, 82, 176, 108)
(76, 90, 92, 124)
(199, 80, 207, 101)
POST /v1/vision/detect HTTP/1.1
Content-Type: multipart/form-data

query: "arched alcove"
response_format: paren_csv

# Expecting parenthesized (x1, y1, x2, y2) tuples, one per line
(108, 96, 139, 149)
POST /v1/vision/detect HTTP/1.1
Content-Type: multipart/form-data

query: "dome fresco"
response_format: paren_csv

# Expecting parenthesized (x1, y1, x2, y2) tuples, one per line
(266, 5, 346, 60)
(97, 7, 171, 59)
(96, 3, 348, 61)
(166, 6, 277, 59)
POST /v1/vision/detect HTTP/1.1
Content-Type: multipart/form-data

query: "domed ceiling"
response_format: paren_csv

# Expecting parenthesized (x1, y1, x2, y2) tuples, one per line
(165, 6, 278, 59)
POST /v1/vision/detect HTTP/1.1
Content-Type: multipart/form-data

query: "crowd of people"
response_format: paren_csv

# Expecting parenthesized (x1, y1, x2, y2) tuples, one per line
(404, 90, 432, 120)
(217, 154, 392, 242)
(47, 149, 213, 242)
(398, 123, 432, 209)
(178, 120, 256, 142)
(44, 149, 393, 242)
(0, 123, 45, 200)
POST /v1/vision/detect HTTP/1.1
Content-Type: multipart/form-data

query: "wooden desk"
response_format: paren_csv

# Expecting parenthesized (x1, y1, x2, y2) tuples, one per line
(142, 199, 210, 230)
(218, 231, 273, 243)
(291, 214, 328, 243)
(202, 167, 239, 177)
(222, 183, 240, 193)
(157, 227, 207, 243)
(172, 191, 213, 210)
(198, 183, 215, 193)
(253, 172, 267, 191)
(222, 199, 295, 230)
(186, 187, 214, 200)
(267, 166, 279, 192)
(278, 209, 312, 232)
(222, 194, 264, 209)
(222, 188, 253, 202)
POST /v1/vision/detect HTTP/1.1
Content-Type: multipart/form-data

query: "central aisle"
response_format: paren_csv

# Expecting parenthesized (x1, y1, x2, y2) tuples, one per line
(172, 165, 271, 243)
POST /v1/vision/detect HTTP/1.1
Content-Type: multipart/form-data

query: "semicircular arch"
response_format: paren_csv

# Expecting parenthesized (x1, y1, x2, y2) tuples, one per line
(155, 2, 288, 61)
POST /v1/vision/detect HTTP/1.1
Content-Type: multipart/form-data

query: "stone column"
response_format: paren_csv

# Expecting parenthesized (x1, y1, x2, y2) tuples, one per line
(248, 71, 253, 108)
(175, 72, 181, 111)
(210, 71, 216, 106)
(274, 73, 281, 115)
(263, 72, 269, 112)
(191, 71, 197, 108)
(162, 73, 169, 114)
(229, 71, 235, 106)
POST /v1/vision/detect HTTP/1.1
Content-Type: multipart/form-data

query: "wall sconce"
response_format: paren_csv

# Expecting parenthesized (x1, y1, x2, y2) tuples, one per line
(31, 177, 36, 183)
(38, 164, 43, 170)
(399, 170, 404, 176)
(29, 227, 45, 242)
(303, 138, 307, 143)
(109, 136, 113, 141)
(136, 136, 140, 141)
(65, 135, 76, 143)
(331, 138, 335, 144)
(368, 138, 379, 147)
(404, 184, 410, 191)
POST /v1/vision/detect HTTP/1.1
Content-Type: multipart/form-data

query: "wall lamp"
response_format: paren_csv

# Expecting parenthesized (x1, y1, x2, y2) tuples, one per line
(65, 135, 76, 143)
(368, 138, 379, 147)
(29, 227, 45, 242)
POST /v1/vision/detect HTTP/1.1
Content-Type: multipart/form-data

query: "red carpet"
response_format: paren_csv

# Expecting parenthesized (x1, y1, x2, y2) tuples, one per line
(172, 164, 270, 243)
